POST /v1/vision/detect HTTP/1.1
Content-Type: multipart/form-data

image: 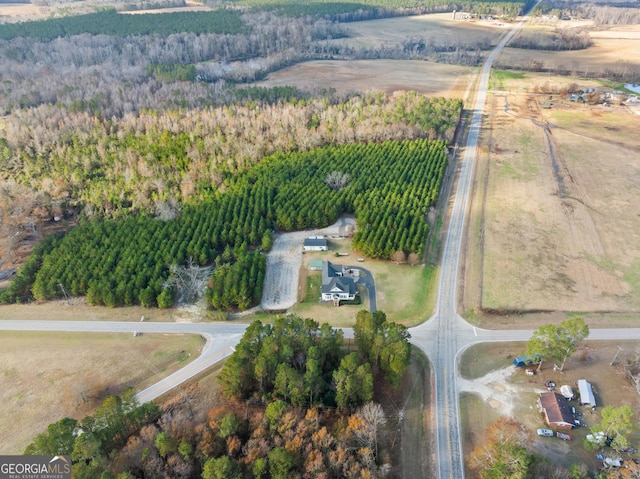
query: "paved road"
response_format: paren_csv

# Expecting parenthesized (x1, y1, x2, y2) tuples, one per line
(0, 320, 246, 403)
(407, 10, 538, 479)
(349, 266, 377, 312)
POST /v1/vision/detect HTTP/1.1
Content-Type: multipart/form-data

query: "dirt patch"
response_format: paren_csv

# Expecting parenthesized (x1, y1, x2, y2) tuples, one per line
(257, 59, 475, 98)
(0, 331, 203, 454)
(0, 3, 43, 19)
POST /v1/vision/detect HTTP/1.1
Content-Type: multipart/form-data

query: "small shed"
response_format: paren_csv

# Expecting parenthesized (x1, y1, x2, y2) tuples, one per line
(303, 238, 328, 251)
(537, 392, 575, 430)
(309, 259, 323, 271)
(578, 379, 596, 407)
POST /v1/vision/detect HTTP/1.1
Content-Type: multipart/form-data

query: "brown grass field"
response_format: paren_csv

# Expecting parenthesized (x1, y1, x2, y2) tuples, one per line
(462, 69, 640, 320)
(0, 331, 203, 454)
(459, 341, 640, 477)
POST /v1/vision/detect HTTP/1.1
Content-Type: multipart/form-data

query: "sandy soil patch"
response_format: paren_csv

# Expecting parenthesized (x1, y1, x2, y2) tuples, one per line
(0, 3, 42, 18)
(458, 365, 545, 417)
(0, 331, 202, 454)
(261, 217, 356, 310)
(257, 59, 476, 98)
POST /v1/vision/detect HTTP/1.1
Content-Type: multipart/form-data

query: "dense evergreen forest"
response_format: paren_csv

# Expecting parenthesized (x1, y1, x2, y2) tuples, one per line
(0, 9, 248, 40)
(1, 136, 451, 309)
(25, 313, 412, 478)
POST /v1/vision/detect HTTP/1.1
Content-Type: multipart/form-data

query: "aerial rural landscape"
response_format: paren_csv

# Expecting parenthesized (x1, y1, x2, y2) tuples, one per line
(0, 0, 639, 477)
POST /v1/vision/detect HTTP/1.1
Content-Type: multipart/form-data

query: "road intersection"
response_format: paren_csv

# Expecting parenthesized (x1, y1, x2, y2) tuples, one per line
(0, 6, 638, 477)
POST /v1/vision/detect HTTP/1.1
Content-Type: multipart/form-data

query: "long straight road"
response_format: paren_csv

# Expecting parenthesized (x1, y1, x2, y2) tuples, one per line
(408, 11, 538, 479)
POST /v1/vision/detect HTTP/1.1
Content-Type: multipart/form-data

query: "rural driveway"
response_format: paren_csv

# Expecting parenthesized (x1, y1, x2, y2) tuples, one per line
(347, 266, 377, 312)
(261, 217, 356, 310)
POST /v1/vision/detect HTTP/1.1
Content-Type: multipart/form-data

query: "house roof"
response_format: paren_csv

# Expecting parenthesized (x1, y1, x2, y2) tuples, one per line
(304, 238, 327, 247)
(578, 379, 596, 406)
(321, 261, 355, 296)
(321, 276, 356, 296)
(322, 261, 341, 282)
(539, 392, 574, 428)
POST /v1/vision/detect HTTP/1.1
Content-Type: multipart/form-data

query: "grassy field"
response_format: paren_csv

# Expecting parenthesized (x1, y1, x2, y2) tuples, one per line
(0, 331, 203, 454)
(459, 341, 640, 475)
(462, 65, 640, 318)
(290, 239, 437, 327)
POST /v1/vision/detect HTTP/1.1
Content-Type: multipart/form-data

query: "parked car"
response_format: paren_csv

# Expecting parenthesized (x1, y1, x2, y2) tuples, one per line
(557, 432, 573, 441)
(537, 429, 554, 437)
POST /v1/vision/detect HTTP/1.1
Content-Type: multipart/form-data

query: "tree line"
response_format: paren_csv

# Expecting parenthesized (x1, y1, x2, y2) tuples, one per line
(1, 137, 450, 309)
(25, 313, 411, 477)
(0, 9, 248, 40)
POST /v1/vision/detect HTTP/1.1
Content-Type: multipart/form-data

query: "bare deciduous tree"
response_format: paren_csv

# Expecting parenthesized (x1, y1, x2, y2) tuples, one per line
(163, 258, 213, 304)
(325, 171, 350, 190)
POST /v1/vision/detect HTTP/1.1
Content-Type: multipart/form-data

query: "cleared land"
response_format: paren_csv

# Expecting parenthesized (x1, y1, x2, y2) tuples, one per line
(0, 331, 203, 454)
(256, 13, 509, 98)
(459, 341, 640, 476)
(463, 71, 640, 317)
(496, 21, 640, 76)
(292, 238, 435, 327)
(257, 59, 476, 98)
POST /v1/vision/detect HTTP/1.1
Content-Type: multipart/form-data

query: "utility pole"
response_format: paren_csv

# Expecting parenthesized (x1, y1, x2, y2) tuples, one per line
(610, 346, 623, 366)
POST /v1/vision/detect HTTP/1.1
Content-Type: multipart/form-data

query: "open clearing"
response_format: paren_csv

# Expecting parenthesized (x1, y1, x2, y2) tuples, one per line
(293, 239, 434, 326)
(495, 21, 640, 76)
(256, 13, 510, 98)
(0, 331, 203, 454)
(459, 341, 640, 476)
(462, 70, 640, 318)
(257, 59, 476, 98)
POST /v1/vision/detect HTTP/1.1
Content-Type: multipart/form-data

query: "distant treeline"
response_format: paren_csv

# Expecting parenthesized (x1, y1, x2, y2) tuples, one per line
(510, 28, 592, 50)
(0, 8, 247, 40)
(238, 0, 530, 20)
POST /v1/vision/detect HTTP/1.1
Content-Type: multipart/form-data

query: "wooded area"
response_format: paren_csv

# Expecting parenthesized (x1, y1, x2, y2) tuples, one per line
(25, 313, 412, 478)
(0, 135, 452, 309)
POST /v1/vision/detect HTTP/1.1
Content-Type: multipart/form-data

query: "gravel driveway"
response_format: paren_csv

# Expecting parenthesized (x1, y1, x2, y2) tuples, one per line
(261, 217, 356, 310)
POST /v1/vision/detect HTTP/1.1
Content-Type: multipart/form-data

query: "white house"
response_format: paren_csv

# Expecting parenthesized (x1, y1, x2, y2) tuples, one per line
(321, 261, 357, 303)
(303, 237, 328, 251)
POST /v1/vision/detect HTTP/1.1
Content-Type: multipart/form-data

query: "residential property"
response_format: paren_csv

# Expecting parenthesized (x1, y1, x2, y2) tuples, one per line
(537, 392, 575, 430)
(321, 261, 357, 305)
(303, 237, 328, 251)
(578, 379, 596, 408)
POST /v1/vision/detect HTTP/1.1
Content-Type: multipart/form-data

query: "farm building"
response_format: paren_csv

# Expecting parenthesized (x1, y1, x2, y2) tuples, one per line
(578, 379, 596, 408)
(321, 261, 356, 304)
(309, 259, 323, 271)
(537, 392, 575, 430)
(303, 237, 328, 251)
